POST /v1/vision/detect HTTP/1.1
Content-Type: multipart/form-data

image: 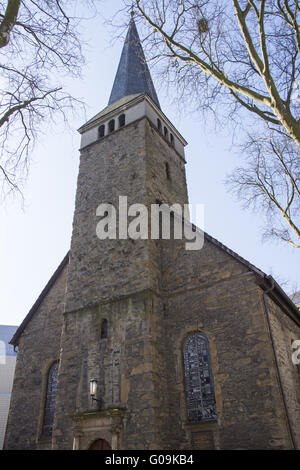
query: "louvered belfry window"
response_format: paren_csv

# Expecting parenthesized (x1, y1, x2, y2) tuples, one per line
(42, 361, 59, 437)
(183, 333, 217, 423)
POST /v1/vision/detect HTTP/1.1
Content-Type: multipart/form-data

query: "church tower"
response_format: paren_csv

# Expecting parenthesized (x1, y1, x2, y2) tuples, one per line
(4, 13, 300, 452)
(52, 15, 190, 450)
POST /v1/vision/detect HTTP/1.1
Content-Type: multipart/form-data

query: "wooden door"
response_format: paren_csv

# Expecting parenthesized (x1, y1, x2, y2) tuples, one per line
(88, 439, 112, 450)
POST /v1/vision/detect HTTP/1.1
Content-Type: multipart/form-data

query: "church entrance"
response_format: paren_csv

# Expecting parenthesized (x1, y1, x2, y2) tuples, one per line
(88, 439, 112, 450)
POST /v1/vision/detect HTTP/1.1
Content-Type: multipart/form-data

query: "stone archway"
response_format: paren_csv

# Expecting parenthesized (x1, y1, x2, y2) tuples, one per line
(72, 409, 125, 450)
(88, 439, 112, 450)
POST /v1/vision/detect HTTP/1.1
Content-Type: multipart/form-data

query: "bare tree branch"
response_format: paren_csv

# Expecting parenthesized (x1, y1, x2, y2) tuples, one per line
(117, 0, 300, 247)
(0, 0, 100, 198)
(227, 128, 300, 247)
(0, 0, 21, 48)
(133, 0, 300, 145)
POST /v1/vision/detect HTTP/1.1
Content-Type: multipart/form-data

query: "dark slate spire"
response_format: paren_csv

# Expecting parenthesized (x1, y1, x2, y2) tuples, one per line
(108, 16, 161, 109)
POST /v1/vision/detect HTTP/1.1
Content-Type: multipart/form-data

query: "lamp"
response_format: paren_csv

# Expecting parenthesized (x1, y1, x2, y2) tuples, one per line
(89, 378, 102, 408)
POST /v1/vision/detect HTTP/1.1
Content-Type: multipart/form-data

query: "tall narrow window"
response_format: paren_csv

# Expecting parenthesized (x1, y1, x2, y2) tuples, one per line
(291, 339, 300, 383)
(164, 126, 168, 139)
(157, 118, 162, 133)
(98, 125, 105, 139)
(170, 134, 174, 147)
(183, 332, 217, 423)
(108, 119, 115, 133)
(42, 361, 59, 437)
(101, 319, 108, 339)
(118, 114, 125, 128)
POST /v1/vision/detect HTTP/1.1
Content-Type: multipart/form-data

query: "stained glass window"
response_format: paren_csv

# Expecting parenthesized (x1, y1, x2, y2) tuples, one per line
(183, 333, 217, 423)
(42, 361, 59, 437)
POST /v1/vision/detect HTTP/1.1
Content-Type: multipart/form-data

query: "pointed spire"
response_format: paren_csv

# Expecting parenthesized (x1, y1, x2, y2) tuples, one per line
(108, 16, 161, 109)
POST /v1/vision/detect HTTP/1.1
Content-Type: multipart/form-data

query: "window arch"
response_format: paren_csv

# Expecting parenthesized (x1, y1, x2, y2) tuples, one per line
(183, 332, 217, 423)
(291, 339, 300, 383)
(108, 119, 115, 133)
(98, 125, 105, 139)
(100, 319, 108, 339)
(42, 361, 59, 437)
(164, 126, 169, 139)
(157, 118, 162, 132)
(118, 114, 125, 128)
(170, 133, 174, 146)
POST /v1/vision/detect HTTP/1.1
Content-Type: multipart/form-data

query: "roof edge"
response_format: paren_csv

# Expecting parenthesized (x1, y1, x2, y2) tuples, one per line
(10, 252, 70, 347)
(203, 232, 300, 322)
(78, 93, 188, 147)
(257, 274, 300, 325)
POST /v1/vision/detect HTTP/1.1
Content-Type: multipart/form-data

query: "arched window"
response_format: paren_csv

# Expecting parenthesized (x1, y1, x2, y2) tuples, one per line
(98, 125, 105, 139)
(100, 319, 108, 339)
(42, 361, 59, 437)
(164, 126, 168, 139)
(291, 339, 300, 383)
(157, 118, 162, 133)
(170, 134, 174, 147)
(108, 120, 115, 133)
(183, 332, 217, 423)
(118, 114, 126, 128)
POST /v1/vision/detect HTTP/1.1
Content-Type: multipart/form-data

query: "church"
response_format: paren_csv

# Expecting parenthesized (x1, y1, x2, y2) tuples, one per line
(4, 16, 300, 450)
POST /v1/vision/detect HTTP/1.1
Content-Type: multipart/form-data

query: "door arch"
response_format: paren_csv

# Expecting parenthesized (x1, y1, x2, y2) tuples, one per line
(88, 439, 112, 450)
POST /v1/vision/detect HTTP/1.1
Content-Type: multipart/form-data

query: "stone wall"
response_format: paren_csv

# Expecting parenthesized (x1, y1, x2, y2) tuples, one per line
(65, 116, 189, 314)
(53, 291, 166, 449)
(266, 296, 300, 448)
(157, 234, 294, 449)
(4, 264, 68, 450)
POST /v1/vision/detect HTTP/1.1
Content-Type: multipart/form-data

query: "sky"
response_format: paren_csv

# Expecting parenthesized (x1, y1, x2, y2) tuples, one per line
(0, 0, 299, 327)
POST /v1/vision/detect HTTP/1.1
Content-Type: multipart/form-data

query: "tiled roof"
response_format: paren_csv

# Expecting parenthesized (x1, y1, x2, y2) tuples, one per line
(108, 17, 160, 109)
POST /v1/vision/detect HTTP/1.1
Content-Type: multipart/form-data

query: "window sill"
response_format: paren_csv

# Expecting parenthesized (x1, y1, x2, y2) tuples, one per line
(183, 420, 218, 431)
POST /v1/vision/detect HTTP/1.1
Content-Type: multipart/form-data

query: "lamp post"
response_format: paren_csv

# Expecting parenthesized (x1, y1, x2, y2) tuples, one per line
(89, 378, 102, 409)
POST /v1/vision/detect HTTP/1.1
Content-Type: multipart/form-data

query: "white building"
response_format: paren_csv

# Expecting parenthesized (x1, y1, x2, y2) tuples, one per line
(0, 325, 18, 449)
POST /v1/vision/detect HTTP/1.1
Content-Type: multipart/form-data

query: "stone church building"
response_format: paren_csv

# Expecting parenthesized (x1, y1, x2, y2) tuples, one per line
(4, 17, 300, 450)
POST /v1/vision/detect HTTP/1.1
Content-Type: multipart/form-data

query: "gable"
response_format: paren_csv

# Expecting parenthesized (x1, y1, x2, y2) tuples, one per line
(161, 226, 300, 323)
(10, 253, 69, 347)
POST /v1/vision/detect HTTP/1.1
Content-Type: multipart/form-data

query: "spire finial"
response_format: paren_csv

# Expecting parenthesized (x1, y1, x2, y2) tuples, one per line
(130, 2, 135, 19)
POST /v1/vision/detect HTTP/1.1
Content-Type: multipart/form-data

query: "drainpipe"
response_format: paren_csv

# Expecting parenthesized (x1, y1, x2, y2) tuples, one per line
(262, 276, 296, 449)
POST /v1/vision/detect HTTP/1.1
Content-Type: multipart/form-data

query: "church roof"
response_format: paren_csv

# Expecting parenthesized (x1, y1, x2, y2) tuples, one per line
(108, 16, 160, 109)
(9, 232, 300, 347)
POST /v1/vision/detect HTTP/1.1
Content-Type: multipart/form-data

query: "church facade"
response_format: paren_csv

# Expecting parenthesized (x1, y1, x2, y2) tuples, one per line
(4, 18, 300, 450)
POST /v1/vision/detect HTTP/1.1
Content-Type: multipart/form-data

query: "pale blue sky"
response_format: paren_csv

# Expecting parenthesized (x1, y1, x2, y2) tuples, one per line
(0, 0, 298, 326)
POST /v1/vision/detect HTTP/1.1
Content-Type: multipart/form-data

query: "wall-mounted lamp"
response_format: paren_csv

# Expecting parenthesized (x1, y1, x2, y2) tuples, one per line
(89, 378, 102, 408)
